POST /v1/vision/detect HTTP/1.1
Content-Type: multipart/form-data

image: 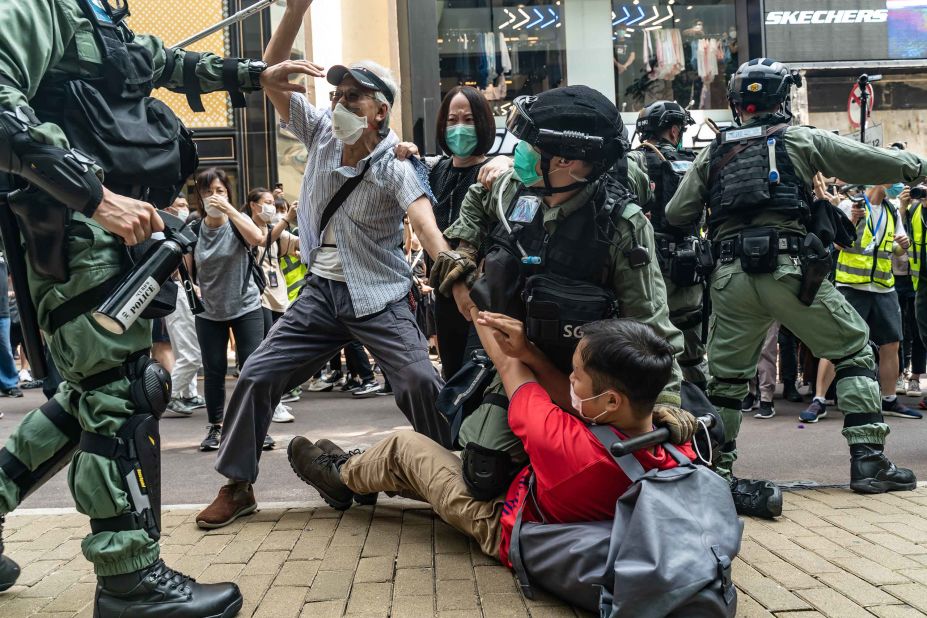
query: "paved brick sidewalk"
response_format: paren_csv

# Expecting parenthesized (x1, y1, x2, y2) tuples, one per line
(4, 487, 927, 617)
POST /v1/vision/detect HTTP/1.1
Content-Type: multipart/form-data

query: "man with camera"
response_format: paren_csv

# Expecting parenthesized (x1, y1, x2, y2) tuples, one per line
(666, 58, 927, 501)
(0, 0, 309, 613)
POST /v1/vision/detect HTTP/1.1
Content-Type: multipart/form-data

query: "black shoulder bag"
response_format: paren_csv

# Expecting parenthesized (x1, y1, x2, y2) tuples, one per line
(317, 160, 371, 243)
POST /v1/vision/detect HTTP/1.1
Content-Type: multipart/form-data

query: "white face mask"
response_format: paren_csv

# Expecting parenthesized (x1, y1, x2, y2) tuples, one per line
(204, 204, 223, 218)
(569, 383, 611, 424)
(259, 204, 275, 222)
(174, 207, 189, 221)
(271, 214, 282, 225)
(332, 102, 369, 145)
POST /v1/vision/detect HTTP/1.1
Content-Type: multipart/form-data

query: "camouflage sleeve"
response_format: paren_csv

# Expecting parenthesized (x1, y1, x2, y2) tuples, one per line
(609, 204, 684, 404)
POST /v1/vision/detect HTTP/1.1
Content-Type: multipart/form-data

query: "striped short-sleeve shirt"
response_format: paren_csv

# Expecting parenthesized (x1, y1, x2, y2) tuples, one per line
(282, 94, 426, 317)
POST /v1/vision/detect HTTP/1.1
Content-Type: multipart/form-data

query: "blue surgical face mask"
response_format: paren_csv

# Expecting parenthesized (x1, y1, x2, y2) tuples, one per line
(886, 183, 905, 199)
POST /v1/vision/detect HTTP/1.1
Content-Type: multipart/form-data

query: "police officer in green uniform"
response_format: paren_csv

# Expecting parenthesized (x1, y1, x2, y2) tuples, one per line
(430, 86, 691, 500)
(0, 0, 313, 614)
(666, 58, 923, 512)
(629, 101, 708, 389)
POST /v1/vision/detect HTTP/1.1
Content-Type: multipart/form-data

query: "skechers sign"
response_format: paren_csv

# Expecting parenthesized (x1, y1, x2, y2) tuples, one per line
(763, 1, 927, 63)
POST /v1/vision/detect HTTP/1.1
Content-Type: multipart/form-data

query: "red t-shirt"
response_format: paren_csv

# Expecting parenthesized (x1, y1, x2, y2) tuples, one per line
(497, 382, 696, 567)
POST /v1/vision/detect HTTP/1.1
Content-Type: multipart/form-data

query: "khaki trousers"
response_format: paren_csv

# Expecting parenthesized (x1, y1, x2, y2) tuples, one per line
(341, 431, 505, 559)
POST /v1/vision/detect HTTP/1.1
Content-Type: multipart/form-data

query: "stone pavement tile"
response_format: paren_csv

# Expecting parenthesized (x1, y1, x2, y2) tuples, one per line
(361, 528, 400, 559)
(306, 569, 353, 602)
(435, 553, 474, 581)
(845, 541, 922, 570)
(330, 510, 373, 548)
(792, 534, 858, 559)
(475, 564, 519, 595)
(870, 606, 927, 618)
(198, 562, 246, 584)
(876, 522, 927, 544)
(35, 581, 96, 613)
(187, 532, 233, 556)
(290, 531, 330, 562)
(744, 525, 804, 553)
(259, 529, 301, 552)
(354, 556, 395, 583)
(320, 544, 362, 572)
(434, 520, 470, 554)
(274, 509, 313, 531)
(522, 606, 580, 617)
(901, 569, 927, 587)
(15, 559, 64, 587)
(2, 547, 45, 569)
(803, 489, 861, 509)
(782, 508, 831, 528)
(173, 553, 217, 579)
(397, 542, 433, 569)
(754, 518, 819, 538)
(732, 560, 810, 612)
(863, 532, 927, 555)
(0, 595, 52, 615)
(394, 567, 434, 596)
(391, 594, 435, 617)
(40, 538, 84, 562)
(215, 537, 264, 564)
(20, 526, 73, 551)
(249, 508, 286, 523)
(242, 550, 289, 576)
(772, 547, 842, 575)
(816, 571, 904, 607)
(795, 587, 874, 618)
(252, 585, 309, 618)
(274, 560, 321, 587)
(302, 517, 339, 537)
(480, 592, 530, 617)
(400, 522, 434, 545)
(17, 567, 83, 598)
(738, 538, 780, 564)
(345, 581, 391, 615)
(733, 590, 773, 617)
(233, 520, 276, 542)
(830, 555, 914, 585)
(821, 514, 885, 535)
(749, 553, 819, 589)
(436, 578, 479, 610)
(300, 599, 347, 617)
(776, 613, 826, 618)
(884, 583, 927, 612)
(201, 518, 249, 536)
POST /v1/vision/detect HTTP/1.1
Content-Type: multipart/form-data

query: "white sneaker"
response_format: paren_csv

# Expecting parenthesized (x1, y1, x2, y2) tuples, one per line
(272, 403, 295, 423)
(18, 369, 32, 382)
(896, 376, 907, 395)
(907, 379, 923, 397)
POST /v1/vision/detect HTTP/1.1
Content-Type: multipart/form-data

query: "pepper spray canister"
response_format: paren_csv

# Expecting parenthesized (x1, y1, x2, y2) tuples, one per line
(93, 238, 185, 335)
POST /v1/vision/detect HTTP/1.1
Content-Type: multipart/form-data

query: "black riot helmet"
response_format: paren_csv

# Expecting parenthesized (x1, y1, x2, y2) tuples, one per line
(506, 86, 629, 194)
(635, 101, 694, 141)
(727, 58, 803, 124)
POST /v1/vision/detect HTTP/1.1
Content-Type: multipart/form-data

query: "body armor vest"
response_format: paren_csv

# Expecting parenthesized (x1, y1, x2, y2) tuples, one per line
(32, 0, 197, 209)
(706, 124, 810, 238)
(637, 141, 695, 237)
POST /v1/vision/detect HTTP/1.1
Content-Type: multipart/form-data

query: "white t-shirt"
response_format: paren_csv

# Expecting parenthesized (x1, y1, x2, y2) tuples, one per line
(310, 224, 346, 282)
(837, 198, 894, 294)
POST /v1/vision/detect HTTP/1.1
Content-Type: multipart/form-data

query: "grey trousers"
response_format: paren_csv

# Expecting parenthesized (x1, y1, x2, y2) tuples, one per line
(215, 276, 451, 483)
(163, 284, 201, 399)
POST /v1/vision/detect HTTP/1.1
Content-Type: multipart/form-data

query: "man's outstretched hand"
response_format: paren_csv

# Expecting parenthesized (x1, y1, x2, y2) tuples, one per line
(475, 311, 536, 362)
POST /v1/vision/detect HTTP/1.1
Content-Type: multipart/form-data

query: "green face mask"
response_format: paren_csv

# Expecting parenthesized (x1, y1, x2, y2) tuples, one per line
(513, 140, 542, 187)
(445, 124, 478, 157)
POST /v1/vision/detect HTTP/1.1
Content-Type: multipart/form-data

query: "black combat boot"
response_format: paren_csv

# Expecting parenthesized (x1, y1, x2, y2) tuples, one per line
(730, 478, 783, 519)
(95, 559, 242, 617)
(850, 444, 917, 494)
(0, 515, 21, 592)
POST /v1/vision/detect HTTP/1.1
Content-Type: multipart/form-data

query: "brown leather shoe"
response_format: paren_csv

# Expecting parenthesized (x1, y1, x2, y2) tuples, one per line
(196, 483, 257, 529)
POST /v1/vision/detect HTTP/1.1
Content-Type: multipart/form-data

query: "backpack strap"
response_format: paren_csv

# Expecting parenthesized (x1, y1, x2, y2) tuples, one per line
(589, 425, 646, 482)
(662, 442, 694, 466)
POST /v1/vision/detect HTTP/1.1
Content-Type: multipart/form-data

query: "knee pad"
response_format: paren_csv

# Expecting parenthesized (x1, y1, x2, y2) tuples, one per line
(461, 443, 515, 501)
(79, 413, 161, 542)
(128, 357, 171, 418)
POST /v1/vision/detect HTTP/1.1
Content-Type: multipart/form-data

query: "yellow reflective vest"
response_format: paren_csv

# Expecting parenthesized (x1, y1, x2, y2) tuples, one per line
(911, 203, 924, 290)
(279, 226, 307, 301)
(835, 201, 895, 288)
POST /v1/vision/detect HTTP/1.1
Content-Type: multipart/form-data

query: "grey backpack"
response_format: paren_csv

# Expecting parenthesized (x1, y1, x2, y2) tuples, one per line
(510, 425, 743, 617)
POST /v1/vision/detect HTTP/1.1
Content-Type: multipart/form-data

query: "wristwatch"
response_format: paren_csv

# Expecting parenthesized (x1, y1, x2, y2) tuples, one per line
(248, 61, 268, 89)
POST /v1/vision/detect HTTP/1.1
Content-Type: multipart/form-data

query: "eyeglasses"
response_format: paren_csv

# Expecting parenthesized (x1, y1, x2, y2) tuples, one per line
(329, 89, 378, 104)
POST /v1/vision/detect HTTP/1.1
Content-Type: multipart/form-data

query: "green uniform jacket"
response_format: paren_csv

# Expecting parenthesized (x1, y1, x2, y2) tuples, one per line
(0, 0, 262, 154)
(665, 116, 927, 239)
(444, 168, 684, 406)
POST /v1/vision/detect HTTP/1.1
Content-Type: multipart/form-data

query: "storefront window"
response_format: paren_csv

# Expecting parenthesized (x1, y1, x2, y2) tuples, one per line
(613, 0, 737, 113)
(436, 0, 568, 118)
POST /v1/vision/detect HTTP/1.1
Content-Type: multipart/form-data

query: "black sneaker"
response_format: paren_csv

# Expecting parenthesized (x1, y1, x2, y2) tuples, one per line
(782, 381, 803, 402)
(95, 559, 242, 618)
(352, 380, 382, 399)
(800, 399, 828, 423)
(287, 437, 354, 510)
(850, 444, 917, 494)
(19, 379, 44, 390)
(200, 425, 221, 451)
(882, 398, 923, 419)
(340, 375, 363, 392)
(0, 516, 20, 592)
(754, 401, 776, 419)
(262, 434, 275, 451)
(314, 439, 378, 506)
(730, 478, 783, 519)
(0, 387, 22, 398)
(741, 392, 757, 412)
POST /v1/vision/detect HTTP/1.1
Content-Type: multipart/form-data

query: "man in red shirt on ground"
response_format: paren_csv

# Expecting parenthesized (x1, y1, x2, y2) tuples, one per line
(287, 313, 698, 567)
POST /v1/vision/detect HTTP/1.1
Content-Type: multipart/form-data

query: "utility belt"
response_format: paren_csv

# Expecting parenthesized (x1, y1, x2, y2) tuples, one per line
(656, 233, 714, 287)
(713, 228, 802, 274)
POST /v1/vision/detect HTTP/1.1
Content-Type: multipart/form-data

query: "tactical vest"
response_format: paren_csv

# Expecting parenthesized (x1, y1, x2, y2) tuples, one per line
(911, 204, 925, 290)
(31, 0, 197, 209)
(636, 141, 695, 237)
(706, 124, 810, 238)
(836, 202, 896, 289)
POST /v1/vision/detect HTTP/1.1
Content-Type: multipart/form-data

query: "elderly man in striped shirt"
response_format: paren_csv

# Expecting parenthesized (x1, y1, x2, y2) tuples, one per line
(196, 0, 474, 528)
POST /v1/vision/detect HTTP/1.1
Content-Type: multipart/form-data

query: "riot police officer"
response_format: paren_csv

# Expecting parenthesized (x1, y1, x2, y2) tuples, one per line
(430, 86, 691, 500)
(666, 58, 925, 511)
(0, 0, 311, 614)
(629, 101, 709, 390)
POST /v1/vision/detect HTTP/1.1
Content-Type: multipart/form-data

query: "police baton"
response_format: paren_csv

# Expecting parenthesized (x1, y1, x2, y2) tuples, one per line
(172, 0, 280, 49)
(610, 414, 716, 456)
